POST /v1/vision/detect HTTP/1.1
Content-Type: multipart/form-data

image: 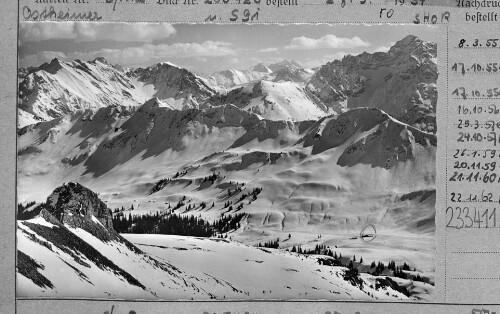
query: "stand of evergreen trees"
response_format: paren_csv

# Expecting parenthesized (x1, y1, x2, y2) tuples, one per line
(112, 212, 245, 237)
(287, 244, 425, 284)
(202, 172, 219, 183)
(291, 244, 334, 255)
(237, 187, 263, 203)
(149, 171, 220, 195)
(149, 178, 171, 194)
(343, 267, 363, 289)
(369, 260, 416, 279)
(256, 238, 280, 249)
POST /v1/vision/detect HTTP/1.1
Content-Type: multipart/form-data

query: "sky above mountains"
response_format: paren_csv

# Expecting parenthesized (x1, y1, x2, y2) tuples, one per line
(19, 22, 438, 73)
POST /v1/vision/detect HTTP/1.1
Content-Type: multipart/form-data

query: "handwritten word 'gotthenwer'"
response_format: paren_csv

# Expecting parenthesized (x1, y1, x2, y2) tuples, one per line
(22, 6, 102, 21)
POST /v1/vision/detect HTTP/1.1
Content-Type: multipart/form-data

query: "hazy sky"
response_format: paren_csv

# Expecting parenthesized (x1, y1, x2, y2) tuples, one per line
(19, 22, 438, 74)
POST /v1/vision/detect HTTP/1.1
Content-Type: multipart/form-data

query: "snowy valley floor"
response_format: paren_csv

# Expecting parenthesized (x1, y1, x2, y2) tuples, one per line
(16, 214, 434, 302)
(124, 233, 435, 301)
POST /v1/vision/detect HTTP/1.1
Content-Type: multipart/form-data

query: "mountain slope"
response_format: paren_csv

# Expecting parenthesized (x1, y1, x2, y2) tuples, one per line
(18, 58, 152, 128)
(203, 60, 311, 89)
(18, 35, 437, 130)
(18, 104, 435, 242)
(273, 67, 314, 84)
(130, 62, 216, 110)
(17, 182, 241, 299)
(267, 60, 303, 72)
(17, 60, 218, 128)
(208, 80, 327, 121)
(306, 35, 437, 132)
(203, 68, 272, 89)
(269, 60, 314, 84)
(17, 182, 426, 300)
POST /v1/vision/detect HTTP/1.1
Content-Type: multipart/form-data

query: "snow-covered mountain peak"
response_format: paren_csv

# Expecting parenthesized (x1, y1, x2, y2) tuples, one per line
(92, 56, 110, 65)
(203, 68, 272, 89)
(306, 36, 437, 133)
(273, 67, 313, 84)
(131, 62, 216, 110)
(208, 79, 327, 121)
(389, 34, 425, 53)
(250, 63, 272, 73)
(268, 60, 303, 72)
(386, 35, 436, 66)
(203, 61, 310, 89)
(18, 58, 155, 128)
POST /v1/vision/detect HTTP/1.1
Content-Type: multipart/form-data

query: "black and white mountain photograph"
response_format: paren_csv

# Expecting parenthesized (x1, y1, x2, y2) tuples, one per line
(17, 22, 438, 301)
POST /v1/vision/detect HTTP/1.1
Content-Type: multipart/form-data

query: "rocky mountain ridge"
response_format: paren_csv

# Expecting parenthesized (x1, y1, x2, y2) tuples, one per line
(18, 35, 437, 132)
(306, 35, 437, 132)
(18, 58, 147, 127)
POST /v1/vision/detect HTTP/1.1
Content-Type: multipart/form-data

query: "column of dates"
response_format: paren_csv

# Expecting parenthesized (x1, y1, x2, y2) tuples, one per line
(448, 41, 500, 229)
(445, 32, 500, 303)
